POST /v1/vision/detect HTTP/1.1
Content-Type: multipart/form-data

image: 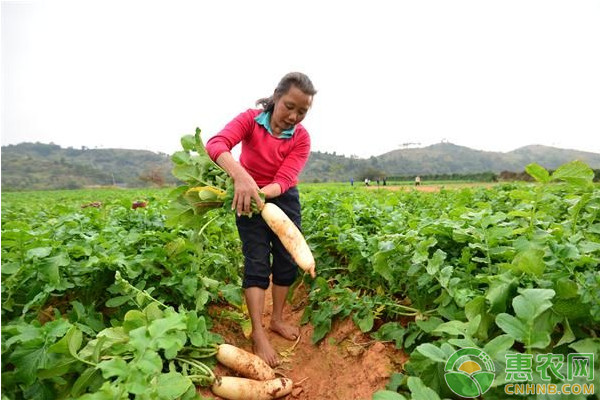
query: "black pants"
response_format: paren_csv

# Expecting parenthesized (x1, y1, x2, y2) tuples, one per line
(236, 187, 301, 289)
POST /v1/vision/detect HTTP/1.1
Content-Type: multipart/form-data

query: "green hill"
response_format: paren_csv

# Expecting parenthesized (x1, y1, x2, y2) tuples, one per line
(3, 141, 600, 190)
(1, 142, 175, 191)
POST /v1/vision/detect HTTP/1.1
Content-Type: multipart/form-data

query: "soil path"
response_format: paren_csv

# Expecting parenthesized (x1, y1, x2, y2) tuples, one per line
(199, 283, 409, 400)
(366, 183, 497, 192)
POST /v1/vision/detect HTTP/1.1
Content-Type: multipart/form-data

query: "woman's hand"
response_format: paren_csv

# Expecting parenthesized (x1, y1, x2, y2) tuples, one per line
(232, 169, 263, 216)
(215, 152, 263, 216)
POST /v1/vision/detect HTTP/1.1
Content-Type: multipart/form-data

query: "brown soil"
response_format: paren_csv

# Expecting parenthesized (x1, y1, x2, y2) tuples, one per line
(199, 283, 409, 400)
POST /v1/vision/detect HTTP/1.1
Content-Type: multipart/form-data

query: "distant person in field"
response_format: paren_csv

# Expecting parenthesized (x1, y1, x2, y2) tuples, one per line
(365, 178, 370, 186)
(350, 177, 354, 186)
(205, 72, 317, 367)
(415, 176, 421, 186)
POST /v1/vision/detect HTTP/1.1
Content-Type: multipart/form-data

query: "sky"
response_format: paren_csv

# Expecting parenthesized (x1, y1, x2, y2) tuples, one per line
(2, 0, 600, 158)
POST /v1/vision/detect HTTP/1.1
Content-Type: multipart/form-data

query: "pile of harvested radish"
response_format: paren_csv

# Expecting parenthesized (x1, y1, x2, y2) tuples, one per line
(211, 344, 293, 400)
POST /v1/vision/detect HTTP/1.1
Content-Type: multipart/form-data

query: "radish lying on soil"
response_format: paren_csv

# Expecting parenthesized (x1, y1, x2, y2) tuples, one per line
(216, 344, 276, 380)
(211, 376, 293, 400)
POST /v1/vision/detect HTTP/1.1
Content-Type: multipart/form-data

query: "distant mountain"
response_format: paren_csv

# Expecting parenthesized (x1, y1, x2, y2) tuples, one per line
(2, 141, 600, 190)
(299, 143, 600, 182)
(379, 143, 600, 174)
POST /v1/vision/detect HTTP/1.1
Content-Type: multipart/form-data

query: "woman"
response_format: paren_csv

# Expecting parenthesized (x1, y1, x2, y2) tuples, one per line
(206, 72, 317, 367)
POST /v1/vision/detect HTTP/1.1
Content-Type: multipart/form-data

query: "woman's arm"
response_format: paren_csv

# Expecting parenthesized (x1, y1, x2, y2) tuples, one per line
(207, 110, 264, 216)
(271, 130, 311, 193)
(260, 183, 282, 199)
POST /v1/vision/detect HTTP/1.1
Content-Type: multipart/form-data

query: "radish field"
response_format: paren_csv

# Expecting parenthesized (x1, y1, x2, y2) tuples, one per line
(2, 161, 600, 400)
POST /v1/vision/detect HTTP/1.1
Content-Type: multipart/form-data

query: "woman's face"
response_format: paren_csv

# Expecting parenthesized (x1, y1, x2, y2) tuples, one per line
(270, 85, 313, 135)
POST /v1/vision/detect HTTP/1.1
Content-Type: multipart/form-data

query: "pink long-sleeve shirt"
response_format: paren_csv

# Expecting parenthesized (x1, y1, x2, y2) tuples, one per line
(205, 109, 311, 193)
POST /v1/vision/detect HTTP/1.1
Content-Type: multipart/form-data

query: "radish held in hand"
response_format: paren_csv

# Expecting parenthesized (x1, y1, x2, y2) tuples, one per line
(216, 344, 275, 380)
(211, 376, 293, 400)
(261, 203, 316, 278)
(167, 128, 317, 279)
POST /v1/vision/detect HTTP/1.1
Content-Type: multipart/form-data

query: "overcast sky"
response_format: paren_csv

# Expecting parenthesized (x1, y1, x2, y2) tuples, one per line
(2, 0, 600, 158)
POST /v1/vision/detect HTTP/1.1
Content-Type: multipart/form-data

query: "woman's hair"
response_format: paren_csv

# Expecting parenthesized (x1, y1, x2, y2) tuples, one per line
(256, 72, 317, 112)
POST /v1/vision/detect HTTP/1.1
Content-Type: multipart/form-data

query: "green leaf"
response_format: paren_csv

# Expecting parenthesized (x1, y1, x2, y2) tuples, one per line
(569, 338, 600, 354)
(415, 343, 446, 363)
(79, 327, 129, 360)
(311, 318, 332, 344)
(67, 327, 83, 357)
(425, 249, 446, 275)
(495, 313, 527, 342)
(512, 289, 555, 320)
(219, 284, 243, 307)
(485, 274, 517, 314)
(372, 390, 407, 400)
(92, 335, 106, 363)
(374, 322, 406, 348)
(106, 296, 131, 308)
(355, 309, 374, 332)
(464, 296, 493, 340)
(144, 302, 164, 322)
(386, 372, 405, 392)
(38, 252, 70, 288)
(407, 377, 442, 400)
(194, 290, 210, 311)
(71, 367, 101, 397)
(373, 252, 394, 283)
(483, 334, 514, 360)
(510, 249, 546, 277)
(555, 277, 579, 299)
(0, 261, 20, 275)
(171, 151, 191, 165)
(172, 164, 202, 185)
(9, 345, 50, 386)
(525, 163, 550, 183)
(551, 160, 594, 185)
(123, 310, 147, 332)
(125, 369, 150, 395)
(128, 326, 151, 354)
(415, 317, 443, 333)
(77, 382, 126, 399)
(136, 350, 163, 375)
(432, 318, 478, 338)
(180, 135, 196, 151)
(496, 311, 553, 349)
(26, 247, 53, 259)
(187, 313, 210, 348)
(22, 381, 55, 400)
(155, 372, 192, 399)
(37, 357, 79, 379)
(147, 313, 187, 340)
(556, 318, 575, 347)
(98, 357, 129, 379)
(4, 324, 43, 349)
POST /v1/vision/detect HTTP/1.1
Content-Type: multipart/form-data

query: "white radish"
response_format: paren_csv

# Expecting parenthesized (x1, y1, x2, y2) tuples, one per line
(261, 203, 316, 278)
(216, 344, 275, 380)
(211, 376, 293, 400)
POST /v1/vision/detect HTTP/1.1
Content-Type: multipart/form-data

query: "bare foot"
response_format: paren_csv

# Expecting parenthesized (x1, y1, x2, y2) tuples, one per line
(252, 328, 279, 367)
(270, 319, 300, 341)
